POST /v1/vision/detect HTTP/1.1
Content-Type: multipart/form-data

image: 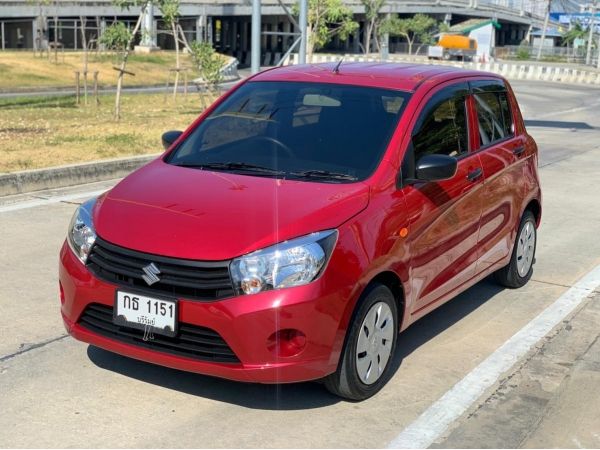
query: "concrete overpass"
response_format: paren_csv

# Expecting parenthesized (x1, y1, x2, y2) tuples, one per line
(0, 0, 553, 61)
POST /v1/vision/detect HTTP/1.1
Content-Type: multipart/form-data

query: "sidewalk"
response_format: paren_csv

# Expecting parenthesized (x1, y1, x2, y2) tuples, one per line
(432, 292, 600, 448)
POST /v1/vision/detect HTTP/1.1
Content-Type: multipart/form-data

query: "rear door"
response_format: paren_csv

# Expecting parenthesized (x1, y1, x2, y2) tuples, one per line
(469, 79, 527, 273)
(403, 81, 485, 316)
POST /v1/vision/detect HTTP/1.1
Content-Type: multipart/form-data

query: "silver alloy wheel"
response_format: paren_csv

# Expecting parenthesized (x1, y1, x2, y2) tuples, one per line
(516, 219, 536, 277)
(356, 301, 394, 385)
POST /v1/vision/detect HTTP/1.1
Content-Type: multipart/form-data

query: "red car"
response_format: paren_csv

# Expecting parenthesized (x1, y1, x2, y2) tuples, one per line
(60, 63, 541, 400)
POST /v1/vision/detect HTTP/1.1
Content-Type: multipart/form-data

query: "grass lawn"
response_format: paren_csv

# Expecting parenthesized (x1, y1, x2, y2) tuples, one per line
(0, 92, 213, 173)
(0, 50, 198, 91)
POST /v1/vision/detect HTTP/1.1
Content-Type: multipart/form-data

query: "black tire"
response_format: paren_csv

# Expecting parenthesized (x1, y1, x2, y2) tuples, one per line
(494, 210, 537, 288)
(324, 284, 398, 401)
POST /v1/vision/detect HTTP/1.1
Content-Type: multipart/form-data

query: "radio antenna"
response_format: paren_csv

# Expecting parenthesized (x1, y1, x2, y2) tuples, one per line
(333, 57, 344, 74)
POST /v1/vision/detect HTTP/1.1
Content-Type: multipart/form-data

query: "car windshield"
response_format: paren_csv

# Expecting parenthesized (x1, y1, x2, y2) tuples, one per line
(166, 81, 410, 182)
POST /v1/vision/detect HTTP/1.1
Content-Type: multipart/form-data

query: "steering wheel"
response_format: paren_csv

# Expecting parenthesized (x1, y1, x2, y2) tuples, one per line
(245, 135, 295, 158)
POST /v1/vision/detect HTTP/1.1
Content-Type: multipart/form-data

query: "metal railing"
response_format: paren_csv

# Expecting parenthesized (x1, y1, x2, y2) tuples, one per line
(388, 42, 431, 56)
(495, 45, 588, 63)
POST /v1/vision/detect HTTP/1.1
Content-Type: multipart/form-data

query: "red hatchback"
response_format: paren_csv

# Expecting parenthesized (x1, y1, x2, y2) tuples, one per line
(59, 63, 541, 400)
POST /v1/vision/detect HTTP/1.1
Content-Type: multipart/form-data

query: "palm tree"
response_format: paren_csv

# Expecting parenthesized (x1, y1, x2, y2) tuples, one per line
(561, 21, 586, 47)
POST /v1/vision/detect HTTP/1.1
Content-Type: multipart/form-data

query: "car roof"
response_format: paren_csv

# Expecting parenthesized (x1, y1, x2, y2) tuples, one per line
(251, 62, 503, 92)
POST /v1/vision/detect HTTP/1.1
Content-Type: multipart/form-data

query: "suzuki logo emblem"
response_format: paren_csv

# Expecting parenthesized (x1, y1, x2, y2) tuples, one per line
(141, 262, 161, 286)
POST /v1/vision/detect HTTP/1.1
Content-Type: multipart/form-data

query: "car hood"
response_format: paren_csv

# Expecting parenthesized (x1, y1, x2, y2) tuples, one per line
(94, 159, 370, 260)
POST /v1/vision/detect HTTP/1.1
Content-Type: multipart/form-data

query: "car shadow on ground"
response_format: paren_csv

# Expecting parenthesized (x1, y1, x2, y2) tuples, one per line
(87, 277, 504, 410)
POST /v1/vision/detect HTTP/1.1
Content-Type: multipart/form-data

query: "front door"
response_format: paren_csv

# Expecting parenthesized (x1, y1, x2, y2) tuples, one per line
(402, 82, 485, 316)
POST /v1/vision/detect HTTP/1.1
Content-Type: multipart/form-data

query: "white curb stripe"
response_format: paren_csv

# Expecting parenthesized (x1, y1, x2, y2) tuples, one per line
(388, 264, 600, 449)
(0, 189, 107, 213)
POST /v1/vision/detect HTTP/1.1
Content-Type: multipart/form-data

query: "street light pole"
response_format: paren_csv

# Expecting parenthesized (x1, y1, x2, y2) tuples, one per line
(251, 0, 261, 74)
(586, 0, 597, 65)
(298, 0, 308, 64)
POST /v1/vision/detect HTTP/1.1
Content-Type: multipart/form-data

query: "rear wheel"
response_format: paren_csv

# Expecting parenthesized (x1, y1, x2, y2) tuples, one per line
(494, 210, 537, 288)
(324, 284, 398, 401)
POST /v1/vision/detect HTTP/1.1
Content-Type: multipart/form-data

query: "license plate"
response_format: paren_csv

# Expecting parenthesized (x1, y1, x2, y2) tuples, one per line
(114, 291, 177, 337)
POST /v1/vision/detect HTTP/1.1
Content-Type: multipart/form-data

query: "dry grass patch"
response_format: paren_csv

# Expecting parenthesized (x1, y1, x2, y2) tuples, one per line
(0, 92, 213, 172)
(0, 51, 197, 91)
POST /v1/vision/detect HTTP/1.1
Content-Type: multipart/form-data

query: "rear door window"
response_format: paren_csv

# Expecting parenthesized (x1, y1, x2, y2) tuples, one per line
(471, 81, 514, 148)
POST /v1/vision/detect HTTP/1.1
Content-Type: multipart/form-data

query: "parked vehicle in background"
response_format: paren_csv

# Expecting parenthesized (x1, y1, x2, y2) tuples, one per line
(59, 63, 541, 401)
(428, 34, 478, 60)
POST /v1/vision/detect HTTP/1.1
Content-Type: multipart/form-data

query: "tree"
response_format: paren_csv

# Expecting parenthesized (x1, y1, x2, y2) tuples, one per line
(28, 0, 50, 56)
(110, 0, 186, 118)
(561, 21, 586, 47)
(361, 0, 386, 54)
(110, 0, 148, 120)
(296, 0, 358, 61)
(28, 0, 62, 62)
(380, 13, 437, 55)
(99, 22, 132, 52)
(79, 16, 94, 104)
(161, 0, 182, 100)
(190, 42, 223, 85)
(189, 41, 224, 109)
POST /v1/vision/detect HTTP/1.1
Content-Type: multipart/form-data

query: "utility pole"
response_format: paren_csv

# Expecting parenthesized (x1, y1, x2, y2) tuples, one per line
(586, 0, 597, 65)
(298, 0, 307, 64)
(251, 0, 261, 74)
(536, 0, 551, 61)
(597, 33, 600, 68)
(381, 11, 390, 61)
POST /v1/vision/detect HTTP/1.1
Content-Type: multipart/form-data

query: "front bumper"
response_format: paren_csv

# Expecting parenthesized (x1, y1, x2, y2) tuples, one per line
(59, 241, 351, 383)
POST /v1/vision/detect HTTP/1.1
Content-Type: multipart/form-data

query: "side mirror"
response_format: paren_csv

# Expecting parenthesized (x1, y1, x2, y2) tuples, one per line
(415, 154, 457, 182)
(161, 130, 183, 150)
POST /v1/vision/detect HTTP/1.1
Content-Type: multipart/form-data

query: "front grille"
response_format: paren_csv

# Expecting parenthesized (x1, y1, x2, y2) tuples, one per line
(79, 303, 240, 364)
(87, 237, 235, 300)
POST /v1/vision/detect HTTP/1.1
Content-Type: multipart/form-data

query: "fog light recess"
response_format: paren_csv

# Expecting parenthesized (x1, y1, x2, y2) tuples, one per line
(267, 329, 307, 357)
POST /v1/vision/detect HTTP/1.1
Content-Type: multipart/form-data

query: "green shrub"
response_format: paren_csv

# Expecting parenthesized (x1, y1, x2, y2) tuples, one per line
(516, 47, 530, 60)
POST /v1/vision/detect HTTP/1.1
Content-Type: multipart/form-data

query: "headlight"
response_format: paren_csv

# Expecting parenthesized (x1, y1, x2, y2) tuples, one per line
(67, 197, 98, 264)
(230, 230, 338, 295)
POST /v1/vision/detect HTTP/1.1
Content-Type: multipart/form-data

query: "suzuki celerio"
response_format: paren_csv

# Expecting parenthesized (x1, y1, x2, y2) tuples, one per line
(60, 63, 541, 400)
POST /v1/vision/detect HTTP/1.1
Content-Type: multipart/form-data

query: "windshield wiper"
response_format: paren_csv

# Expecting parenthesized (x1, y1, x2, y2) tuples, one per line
(175, 161, 285, 176)
(290, 170, 358, 182)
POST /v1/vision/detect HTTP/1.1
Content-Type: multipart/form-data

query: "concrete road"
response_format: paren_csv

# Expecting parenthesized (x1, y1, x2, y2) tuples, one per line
(1, 81, 600, 448)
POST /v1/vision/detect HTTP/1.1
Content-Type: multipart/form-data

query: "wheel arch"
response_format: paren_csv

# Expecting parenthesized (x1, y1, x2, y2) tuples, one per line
(361, 271, 407, 331)
(524, 198, 542, 227)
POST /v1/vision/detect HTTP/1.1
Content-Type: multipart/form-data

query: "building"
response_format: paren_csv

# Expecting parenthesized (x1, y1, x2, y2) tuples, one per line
(0, 0, 552, 66)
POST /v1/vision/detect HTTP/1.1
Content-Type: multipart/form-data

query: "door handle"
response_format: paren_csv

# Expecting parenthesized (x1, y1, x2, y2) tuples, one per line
(513, 146, 525, 156)
(467, 167, 483, 182)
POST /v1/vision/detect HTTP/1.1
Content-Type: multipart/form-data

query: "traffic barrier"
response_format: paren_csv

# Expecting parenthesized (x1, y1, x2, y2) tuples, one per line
(0, 154, 159, 197)
(289, 53, 600, 86)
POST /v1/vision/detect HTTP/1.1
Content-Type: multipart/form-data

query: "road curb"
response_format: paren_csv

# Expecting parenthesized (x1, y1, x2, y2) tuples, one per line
(0, 154, 160, 197)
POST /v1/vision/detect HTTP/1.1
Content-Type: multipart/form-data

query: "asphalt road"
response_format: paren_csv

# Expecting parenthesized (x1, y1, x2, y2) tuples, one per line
(1, 80, 600, 448)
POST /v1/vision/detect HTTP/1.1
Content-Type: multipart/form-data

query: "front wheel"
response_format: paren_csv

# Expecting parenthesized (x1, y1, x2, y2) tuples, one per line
(494, 210, 537, 288)
(324, 284, 398, 401)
